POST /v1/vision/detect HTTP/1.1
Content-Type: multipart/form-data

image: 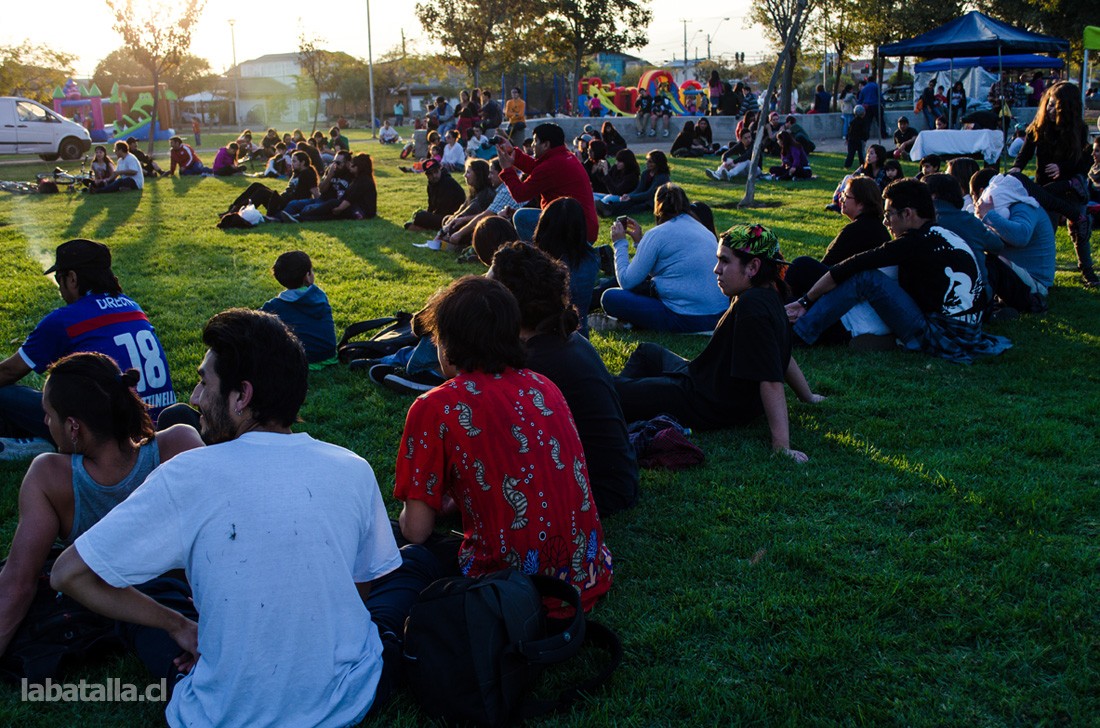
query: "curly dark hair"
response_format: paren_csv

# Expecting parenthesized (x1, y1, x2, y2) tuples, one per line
(489, 242, 579, 338)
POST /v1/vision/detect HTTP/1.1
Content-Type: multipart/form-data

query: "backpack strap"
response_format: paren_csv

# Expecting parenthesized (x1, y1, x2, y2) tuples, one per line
(337, 316, 397, 350)
(518, 618, 624, 721)
(517, 575, 585, 664)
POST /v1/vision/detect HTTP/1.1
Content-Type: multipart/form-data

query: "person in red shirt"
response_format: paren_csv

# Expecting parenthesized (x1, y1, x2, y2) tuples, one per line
(394, 276, 612, 617)
(167, 136, 207, 176)
(495, 123, 599, 243)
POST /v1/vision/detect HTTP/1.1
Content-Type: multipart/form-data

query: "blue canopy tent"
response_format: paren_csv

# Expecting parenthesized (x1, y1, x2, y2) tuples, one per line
(879, 12, 1070, 154)
(914, 55, 1064, 73)
(880, 11, 1070, 58)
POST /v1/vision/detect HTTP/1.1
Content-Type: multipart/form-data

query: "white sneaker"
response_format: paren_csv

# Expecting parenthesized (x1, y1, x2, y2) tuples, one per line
(413, 238, 442, 250)
(0, 437, 54, 461)
(704, 169, 720, 181)
(662, 129, 669, 137)
(648, 129, 656, 137)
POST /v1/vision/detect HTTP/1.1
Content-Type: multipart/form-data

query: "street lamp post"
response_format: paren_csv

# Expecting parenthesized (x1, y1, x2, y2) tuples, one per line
(707, 17, 730, 62)
(229, 19, 240, 129)
(366, 0, 376, 139)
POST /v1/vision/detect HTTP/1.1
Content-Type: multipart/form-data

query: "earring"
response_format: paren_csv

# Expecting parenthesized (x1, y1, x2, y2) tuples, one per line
(236, 409, 242, 416)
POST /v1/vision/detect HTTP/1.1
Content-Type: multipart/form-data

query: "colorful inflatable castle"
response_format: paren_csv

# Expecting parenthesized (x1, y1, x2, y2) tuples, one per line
(51, 79, 177, 142)
(575, 71, 708, 117)
(53, 79, 110, 142)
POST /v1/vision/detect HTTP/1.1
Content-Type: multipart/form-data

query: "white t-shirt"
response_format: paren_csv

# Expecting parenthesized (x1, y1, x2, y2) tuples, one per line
(441, 141, 466, 168)
(75, 431, 402, 728)
(115, 152, 144, 189)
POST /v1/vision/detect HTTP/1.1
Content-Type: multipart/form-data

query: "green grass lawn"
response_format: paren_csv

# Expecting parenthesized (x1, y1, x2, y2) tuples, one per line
(1, 128, 1098, 726)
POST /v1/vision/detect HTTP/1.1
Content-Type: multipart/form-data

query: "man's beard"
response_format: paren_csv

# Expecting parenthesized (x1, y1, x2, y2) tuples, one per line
(199, 396, 237, 444)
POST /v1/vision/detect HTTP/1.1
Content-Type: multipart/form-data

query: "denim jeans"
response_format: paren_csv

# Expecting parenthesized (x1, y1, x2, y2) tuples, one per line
(793, 270, 926, 350)
(0, 384, 51, 440)
(363, 544, 445, 715)
(601, 288, 722, 333)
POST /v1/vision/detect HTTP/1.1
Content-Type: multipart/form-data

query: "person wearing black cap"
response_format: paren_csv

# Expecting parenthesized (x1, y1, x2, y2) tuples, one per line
(402, 158, 465, 233)
(613, 224, 823, 462)
(0, 240, 177, 460)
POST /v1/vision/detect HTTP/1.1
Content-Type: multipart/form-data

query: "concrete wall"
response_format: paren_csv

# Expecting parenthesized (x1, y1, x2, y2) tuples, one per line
(520, 108, 1037, 142)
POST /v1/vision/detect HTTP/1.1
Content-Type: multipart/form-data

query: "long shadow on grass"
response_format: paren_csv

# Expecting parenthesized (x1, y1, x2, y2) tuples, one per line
(61, 191, 140, 239)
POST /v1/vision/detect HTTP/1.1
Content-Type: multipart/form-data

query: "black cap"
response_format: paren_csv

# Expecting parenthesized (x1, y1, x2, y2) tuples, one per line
(44, 239, 111, 275)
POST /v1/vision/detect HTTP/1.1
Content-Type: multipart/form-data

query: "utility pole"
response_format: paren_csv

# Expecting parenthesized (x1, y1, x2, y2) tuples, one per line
(401, 29, 407, 59)
(229, 19, 239, 129)
(366, 0, 376, 138)
(681, 19, 689, 82)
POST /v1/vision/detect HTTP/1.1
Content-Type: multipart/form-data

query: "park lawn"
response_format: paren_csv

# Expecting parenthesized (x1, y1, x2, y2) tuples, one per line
(0, 128, 1097, 726)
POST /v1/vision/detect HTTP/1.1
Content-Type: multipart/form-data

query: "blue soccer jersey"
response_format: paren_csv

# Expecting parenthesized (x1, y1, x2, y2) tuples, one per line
(18, 293, 177, 417)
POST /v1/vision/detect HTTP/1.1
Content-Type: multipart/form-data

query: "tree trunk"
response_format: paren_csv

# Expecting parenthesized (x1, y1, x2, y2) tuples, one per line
(740, 0, 807, 207)
(313, 92, 321, 134)
(831, 44, 846, 107)
(147, 67, 159, 157)
(781, 44, 798, 113)
(573, 51, 584, 117)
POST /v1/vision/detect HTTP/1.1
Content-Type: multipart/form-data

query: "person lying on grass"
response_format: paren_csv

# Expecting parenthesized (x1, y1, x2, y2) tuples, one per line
(613, 224, 824, 463)
(222, 150, 319, 221)
(0, 353, 202, 680)
(394, 276, 613, 617)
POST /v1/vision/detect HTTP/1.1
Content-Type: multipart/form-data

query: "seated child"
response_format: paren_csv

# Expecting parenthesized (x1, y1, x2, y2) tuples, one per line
(259, 251, 337, 366)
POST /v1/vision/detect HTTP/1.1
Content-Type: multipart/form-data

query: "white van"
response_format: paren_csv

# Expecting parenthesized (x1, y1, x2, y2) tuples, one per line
(0, 97, 92, 161)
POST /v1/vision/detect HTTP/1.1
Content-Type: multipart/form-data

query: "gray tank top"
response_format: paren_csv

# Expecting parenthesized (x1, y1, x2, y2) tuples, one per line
(65, 441, 161, 545)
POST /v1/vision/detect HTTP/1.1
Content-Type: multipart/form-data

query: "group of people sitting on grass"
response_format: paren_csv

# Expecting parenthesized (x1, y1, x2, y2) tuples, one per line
(699, 111, 818, 183)
(3, 82, 1093, 724)
(0, 197, 831, 722)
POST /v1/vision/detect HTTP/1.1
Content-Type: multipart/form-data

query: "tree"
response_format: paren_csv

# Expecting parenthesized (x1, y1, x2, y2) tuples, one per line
(976, 0, 1091, 59)
(297, 36, 340, 133)
(540, 0, 653, 111)
(93, 47, 213, 100)
(750, 0, 818, 114)
(0, 42, 76, 103)
(806, 0, 865, 107)
(741, 0, 808, 207)
(415, 0, 513, 86)
(105, 0, 205, 155)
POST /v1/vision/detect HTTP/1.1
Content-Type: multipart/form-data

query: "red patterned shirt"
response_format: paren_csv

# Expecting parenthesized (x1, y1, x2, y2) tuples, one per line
(394, 368, 612, 616)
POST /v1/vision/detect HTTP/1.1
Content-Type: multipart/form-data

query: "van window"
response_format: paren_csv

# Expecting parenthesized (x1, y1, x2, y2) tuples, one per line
(16, 101, 58, 123)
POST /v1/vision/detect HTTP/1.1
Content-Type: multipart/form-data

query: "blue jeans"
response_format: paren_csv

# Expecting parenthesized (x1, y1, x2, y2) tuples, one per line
(179, 162, 206, 176)
(793, 270, 926, 349)
(364, 544, 445, 714)
(0, 384, 51, 441)
(921, 106, 937, 131)
(601, 289, 722, 333)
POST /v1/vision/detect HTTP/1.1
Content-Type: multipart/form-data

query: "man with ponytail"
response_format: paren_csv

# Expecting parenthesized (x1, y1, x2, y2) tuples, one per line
(614, 223, 824, 462)
(0, 239, 177, 460)
(0, 352, 202, 678)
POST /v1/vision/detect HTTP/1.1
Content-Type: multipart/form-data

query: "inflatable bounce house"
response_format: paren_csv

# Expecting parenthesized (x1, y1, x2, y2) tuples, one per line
(51, 79, 176, 143)
(576, 71, 708, 117)
(53, 79, 110, 142)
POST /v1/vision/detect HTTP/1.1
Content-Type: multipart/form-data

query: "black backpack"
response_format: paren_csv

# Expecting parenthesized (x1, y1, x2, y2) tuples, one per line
(0, 548, 118, 684)
(337, 312, 419, 367)
(402, 569, 621, 727)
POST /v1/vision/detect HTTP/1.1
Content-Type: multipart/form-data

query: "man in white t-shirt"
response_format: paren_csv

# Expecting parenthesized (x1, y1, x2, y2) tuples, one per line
(93, 141, 145, 193)
(51, 308, 433, 727)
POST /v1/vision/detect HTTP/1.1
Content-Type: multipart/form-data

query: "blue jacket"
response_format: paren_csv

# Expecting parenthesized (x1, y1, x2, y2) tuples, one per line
(261, 284, 337, 363)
